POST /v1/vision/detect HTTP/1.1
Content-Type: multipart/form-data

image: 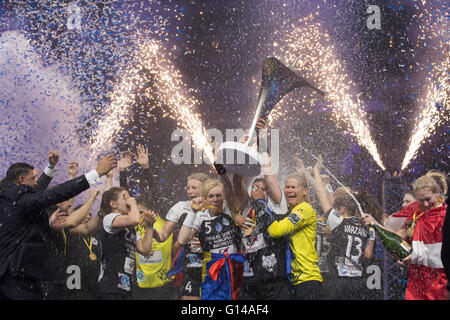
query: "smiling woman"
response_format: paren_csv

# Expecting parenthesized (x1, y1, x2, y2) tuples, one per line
(265, 173, 323, 300)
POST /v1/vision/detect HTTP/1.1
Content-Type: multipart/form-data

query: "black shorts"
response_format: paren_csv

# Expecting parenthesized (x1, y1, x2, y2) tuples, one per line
(180, 267, 202, 297)
(240, 278, 293, 300)
(132, 281, 176, 300)
(293, 280, 323, 300)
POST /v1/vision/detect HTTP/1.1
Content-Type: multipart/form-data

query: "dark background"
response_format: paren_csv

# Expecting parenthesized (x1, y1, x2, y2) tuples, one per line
(0, 0, 448, 208)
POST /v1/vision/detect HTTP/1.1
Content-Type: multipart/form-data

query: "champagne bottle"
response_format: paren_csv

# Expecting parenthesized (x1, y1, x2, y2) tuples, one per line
(371, 222, 412, 260)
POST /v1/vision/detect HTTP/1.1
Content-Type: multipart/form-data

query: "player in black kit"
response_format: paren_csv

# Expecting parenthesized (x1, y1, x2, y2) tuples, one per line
(327, 190, 375, 300)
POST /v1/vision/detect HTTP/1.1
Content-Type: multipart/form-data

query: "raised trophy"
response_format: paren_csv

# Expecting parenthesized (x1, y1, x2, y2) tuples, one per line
(215, 56, 325, 176)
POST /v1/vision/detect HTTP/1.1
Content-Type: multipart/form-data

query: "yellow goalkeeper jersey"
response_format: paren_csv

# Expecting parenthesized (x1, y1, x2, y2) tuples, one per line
(135, 215, 174, 288)
(267, 201, 322, 285)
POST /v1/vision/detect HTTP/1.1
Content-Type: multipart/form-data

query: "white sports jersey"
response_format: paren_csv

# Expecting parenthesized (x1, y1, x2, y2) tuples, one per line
(165, 200, 191, 224)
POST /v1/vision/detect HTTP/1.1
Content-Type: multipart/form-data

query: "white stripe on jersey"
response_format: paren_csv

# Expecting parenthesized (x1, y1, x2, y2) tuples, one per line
(411, 241, 443, 269)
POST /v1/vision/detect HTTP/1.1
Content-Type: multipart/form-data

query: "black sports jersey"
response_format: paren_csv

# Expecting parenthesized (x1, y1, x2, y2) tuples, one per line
(329, 216, 371, 278)
(61, 233, 101, 299)
(316, 217, 331, 274)
(193, 211, 241, 255)
(97, 216, 136, 295)
(242, 201, 287, 283)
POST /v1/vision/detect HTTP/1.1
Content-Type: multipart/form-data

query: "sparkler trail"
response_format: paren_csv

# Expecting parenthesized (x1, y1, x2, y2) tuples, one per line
(269, 15, 386, 171)
(400, 2, 449, 170)
(90, 39, 214, 163)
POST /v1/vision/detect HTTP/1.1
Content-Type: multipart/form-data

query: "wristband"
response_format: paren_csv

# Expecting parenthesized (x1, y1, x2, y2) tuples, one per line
(44, 164, 56, 177)
(183, 212, 197, 228)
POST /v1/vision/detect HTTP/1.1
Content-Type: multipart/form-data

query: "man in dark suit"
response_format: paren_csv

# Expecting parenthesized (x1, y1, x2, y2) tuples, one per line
(0, 153, 116, 300)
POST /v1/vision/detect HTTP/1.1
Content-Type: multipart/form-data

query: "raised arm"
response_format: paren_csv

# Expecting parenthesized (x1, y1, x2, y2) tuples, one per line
(213, 163, 240, 216)
(232, 173, 248, 212)
(261, 152, 282, 204)
(63, 160, 80, 214)
(20, 154, 116, 213)
(104, 167, 115, 191)
(69, 213, 102, 236)
(311, 155, 333, 214)
(110, 196, 141, 228)
(36, 150, 60, 191)
(118, 150, 132, 192)
(64, 189, 100, 229)
(153, 220, 177, 243)
(177, 197, 202, 246)
(136, 210, 157, 256)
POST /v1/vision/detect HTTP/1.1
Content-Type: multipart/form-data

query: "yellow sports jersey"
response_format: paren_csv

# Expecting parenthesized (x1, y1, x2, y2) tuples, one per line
(267, 201, 322, 285)
(135, 215, 174, 288)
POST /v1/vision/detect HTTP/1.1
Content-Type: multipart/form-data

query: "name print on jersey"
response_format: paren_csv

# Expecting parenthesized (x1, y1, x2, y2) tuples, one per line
(344, 224, 368, 238)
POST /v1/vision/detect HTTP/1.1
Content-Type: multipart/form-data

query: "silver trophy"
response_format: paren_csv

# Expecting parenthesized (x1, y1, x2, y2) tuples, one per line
(216, 56, 325, 176)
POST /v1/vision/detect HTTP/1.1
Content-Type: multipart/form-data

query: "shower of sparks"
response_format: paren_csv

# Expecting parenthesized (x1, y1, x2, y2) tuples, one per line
(89, 39, 214, 163)
(269, 15, 386, 171)
(401, 1, 449, 170)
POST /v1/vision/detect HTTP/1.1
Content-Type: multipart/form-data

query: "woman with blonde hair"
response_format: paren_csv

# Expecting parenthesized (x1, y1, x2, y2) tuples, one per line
(364, 170, 448, 300)
(177, 178, 244, 300)
(258, 173, 323, 299)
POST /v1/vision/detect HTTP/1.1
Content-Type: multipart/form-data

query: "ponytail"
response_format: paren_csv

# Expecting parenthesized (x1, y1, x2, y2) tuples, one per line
(100, 187, 126, 216)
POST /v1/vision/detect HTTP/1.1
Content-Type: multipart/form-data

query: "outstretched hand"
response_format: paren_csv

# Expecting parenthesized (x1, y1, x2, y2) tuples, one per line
(135, 144, 149, 169)
(119, 151, 132, 171)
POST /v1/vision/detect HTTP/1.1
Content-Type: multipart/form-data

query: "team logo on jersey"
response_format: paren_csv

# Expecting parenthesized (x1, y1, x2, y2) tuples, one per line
(288, 212, 301, 225)
(222, 217, 229, 226)
(137, 270, 145, 282)
(215, 223, 223, 232)
(262, 253, 277, 273)
(118, 273, 131, 291)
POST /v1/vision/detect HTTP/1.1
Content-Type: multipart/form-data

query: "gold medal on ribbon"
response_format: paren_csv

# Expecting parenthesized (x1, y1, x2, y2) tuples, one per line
(191, 201, 202, 211)
(406, 226, 415, 239)
(244, 224, 254, 237)
(83, 236, 96, 261)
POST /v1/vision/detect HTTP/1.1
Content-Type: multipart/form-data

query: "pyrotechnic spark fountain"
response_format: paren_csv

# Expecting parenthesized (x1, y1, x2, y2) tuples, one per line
(269, 15, 386, 171)
(400, 2, 449, 170)
(90, 39, 215, 163)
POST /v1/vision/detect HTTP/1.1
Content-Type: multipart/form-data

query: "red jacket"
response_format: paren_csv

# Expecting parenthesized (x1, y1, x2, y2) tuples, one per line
(400, 202, 448, 300)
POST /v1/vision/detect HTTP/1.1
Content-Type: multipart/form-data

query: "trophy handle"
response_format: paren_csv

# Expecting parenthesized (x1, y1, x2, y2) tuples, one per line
(247, 86, 269, 147)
